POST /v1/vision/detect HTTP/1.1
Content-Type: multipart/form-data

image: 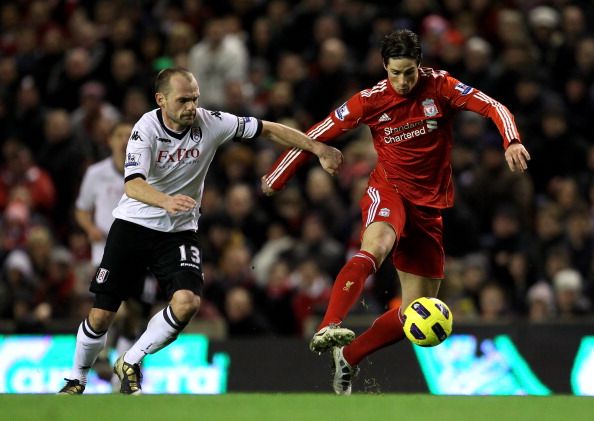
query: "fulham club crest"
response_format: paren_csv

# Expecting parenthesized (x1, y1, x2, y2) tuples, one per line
(191, 125, 203, 144)
(422, 99, 438, 117)
(95, 268, 109, 284)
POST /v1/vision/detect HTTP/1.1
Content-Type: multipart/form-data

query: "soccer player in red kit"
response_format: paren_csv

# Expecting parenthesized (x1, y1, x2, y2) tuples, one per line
(262, 29, 531, 394)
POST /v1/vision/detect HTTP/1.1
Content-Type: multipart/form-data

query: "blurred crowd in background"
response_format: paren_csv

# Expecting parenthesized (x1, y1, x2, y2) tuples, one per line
(0, 0, 593, 337)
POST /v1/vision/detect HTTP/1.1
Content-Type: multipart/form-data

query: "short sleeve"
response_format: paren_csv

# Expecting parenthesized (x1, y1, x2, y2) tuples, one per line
(75, 167, 96, 211)
(124, 125, 152, 181)
(234, 116, 262, 139)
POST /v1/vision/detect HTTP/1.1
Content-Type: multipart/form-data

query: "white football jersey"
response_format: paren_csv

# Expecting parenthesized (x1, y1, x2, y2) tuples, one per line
(113, 108, 261, 232)
(75, 157, 124, 265)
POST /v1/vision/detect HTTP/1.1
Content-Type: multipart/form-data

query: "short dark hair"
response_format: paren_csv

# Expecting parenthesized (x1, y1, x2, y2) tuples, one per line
(380, 29, 422, 65)
(154, 67, 194, 94)
(109, 119, 134, 137)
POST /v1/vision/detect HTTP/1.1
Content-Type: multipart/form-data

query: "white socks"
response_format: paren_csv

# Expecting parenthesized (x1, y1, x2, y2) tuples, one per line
(70, 306, 187, 385)
(71, 318, 107, 385)
(123, 306, 186, 365)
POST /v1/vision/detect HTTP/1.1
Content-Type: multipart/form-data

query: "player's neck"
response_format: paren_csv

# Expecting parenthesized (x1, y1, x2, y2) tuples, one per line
(162, 115, 185, 133)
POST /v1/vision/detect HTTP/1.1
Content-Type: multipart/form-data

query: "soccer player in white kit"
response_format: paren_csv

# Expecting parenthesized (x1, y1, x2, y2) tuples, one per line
(59, 68, 343, 394)
(75, 120, 158, 386)
(75, 121, 131, 268)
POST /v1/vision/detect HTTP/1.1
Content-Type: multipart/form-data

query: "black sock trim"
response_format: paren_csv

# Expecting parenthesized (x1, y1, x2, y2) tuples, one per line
(82, 318, 107, 339)
(162, 306, 186, 331)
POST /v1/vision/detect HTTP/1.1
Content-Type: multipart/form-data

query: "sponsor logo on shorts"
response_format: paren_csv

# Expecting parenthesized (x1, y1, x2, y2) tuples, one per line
(181, 262, 200, 270)
(335, 102, 350, 121)
(95, 268, 109, 284)
(379, 207, 391, 217)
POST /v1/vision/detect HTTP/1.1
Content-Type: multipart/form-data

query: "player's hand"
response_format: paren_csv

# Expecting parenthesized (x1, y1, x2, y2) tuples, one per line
(163, 194, 196, 214)
(317, 145, 343, 176)
(505, 142, 530, 172)
(87, 226, 105, 242)
(261, 175, 277, 196)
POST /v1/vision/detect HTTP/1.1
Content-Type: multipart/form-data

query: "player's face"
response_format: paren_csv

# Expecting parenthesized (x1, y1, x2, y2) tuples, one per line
(158, 74, 200, 130)
(384, 58, 419, 96)
(109, 123, 133, 155)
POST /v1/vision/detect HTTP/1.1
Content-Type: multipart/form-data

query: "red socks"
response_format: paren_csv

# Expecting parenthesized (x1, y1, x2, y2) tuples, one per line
(318, 250, 377, 329)
(343, 307, 405, 366)
(317, 250, 405, 366)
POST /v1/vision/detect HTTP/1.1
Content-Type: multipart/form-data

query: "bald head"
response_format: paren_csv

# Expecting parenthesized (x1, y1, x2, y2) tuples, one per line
(154, 67, 195, 95)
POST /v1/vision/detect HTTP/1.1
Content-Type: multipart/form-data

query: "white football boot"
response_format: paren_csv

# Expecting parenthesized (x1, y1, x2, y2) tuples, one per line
(332, 346, 359, 395)
(309, 324, 355, 354)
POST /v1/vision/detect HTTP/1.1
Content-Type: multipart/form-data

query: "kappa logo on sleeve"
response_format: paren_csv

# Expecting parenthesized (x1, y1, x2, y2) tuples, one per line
(454, 82, 473, 95)
(130, 131, 143, 141)
(125, 152, 141, 168)
(335, 102, 350, 121)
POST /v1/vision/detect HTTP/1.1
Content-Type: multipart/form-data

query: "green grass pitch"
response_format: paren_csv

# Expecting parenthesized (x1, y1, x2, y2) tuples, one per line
(1, 393, 592, 421)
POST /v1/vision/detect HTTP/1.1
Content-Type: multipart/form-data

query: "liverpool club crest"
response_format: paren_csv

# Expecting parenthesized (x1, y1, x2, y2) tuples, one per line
(422, 99, 438, 117)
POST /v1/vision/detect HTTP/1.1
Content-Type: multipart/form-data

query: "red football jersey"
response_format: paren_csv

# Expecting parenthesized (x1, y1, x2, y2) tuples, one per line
(264, 67, 521, 208)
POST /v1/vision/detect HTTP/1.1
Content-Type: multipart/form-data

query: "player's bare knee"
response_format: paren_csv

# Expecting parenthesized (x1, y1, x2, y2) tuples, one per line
(362, 222, 397, 262)
(170, 290, 201, 321)
(372, 243, 393, 262)
(88, 308, 116, 332)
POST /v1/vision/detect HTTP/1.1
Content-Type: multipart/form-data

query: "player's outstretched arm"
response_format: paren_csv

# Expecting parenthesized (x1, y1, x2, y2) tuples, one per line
(260, 176, 276, 196)
(504, 142, 531, 172)
(260, 120, 343, 176)
(261, 147, 312, 196)
(124, 177, 196, 215)
(445, 75, 530, 173)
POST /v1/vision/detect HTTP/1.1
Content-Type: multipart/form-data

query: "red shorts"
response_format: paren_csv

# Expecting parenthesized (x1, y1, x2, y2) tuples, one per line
(359, 169, 445, 279)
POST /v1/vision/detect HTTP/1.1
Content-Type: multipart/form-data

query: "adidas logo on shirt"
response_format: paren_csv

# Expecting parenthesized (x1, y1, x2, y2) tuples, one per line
(378, 113, 391, 122)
